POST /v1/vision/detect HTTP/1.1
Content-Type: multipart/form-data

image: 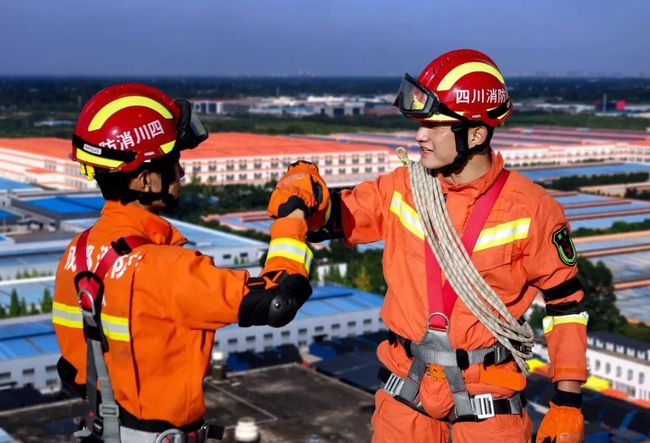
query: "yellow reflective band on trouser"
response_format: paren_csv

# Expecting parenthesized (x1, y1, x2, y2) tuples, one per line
(437, 62, 506, 91)
(76, 148, 124, 169)
(88, 96, 174, 132)
(542, 311, 589, 334)
(473, 218, 531, 253)
(389, 191, 424, 240)
(266, 238, 313, 273)
(51, 302, 130, 342)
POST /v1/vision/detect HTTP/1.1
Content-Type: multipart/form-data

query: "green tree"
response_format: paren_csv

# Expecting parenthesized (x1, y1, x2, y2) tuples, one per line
(8, 289, 20, 317)
(0, 305, 6, 319)
(352, 267, 372, 292)
(41, 288, 53, 314)
(323, 265, 345, 285)
(29, 303, 38, 315)
(577, 257, 626, 332)
(527, 304, 546, 333)
(19, 297, 27, 316)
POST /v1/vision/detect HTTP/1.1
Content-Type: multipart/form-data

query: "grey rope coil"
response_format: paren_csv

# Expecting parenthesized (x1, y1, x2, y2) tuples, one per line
(402, 152, 534, 374)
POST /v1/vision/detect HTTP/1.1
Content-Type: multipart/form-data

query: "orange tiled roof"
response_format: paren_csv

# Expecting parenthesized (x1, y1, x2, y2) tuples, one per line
(0, 133, 388, 161)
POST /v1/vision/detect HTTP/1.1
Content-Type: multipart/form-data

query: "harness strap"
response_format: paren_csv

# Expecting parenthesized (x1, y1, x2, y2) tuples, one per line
(378, 366, 525, 423)
(74, 228, 150, 443)
(426, 168, 510, 329)
(409, 169, 512, 419)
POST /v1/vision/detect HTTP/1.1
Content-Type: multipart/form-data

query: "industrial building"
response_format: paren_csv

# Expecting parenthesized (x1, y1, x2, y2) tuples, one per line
(0, 283, 384, 393)
(2, 127, 650, 190)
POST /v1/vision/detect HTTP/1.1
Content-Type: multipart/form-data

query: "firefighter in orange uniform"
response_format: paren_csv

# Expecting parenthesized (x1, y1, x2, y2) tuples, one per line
(53, 84, 316, 442)
(269, 50, 587, 442)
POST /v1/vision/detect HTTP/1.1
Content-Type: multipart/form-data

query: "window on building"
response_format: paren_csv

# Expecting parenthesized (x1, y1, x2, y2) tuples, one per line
(352, 168, 359, 174)
(239, 163, 248, 170)
(640, 372, 645, 384)
(238, 173, 247, 180)
(22, 368, 35, 376)
(325, 157, 333, 166)
(595, 360, 601, 371)
(281, 331, 291, 338)
(222, 254, 232, 260)
(315, 326, 324, 333)
(628, 369, 634, 381)
(254, 173, 263, 179)
(365, 167, 372, 173)
(298, 340, 308, 347)
(325, 169, 333, 175)
(338, 168, 346, 174)
(45, 365, 57, 373)
(332, 323, 341, 330)
(616, 366, 622, 377)
(0, 372, 9, 382)
(363, 319, 372, 325)
(365, 155, 373, 164)
(46, 379, 59, 387)
(226, 164, 235, 171)
(605, 363, 611, 374)
(378, 166, 386, 172)
(254, 163, 263, 169)
(264, 333, 273, 340)
(227, 338, 238, 345)
(351, 156, 360, 164)
(298, 328, 307, 336)
(246, 336, 256, 343)
(348, 321, 356, 328)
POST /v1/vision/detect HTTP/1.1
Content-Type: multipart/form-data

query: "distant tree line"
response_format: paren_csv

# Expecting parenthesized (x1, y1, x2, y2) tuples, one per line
(0, 288, 52, 319)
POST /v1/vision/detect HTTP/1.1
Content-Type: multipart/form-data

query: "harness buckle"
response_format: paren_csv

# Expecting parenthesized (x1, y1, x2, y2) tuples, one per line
(383, 372, 405, 397)
(472, 393, 495, 420)
(99, 403, 119, 418)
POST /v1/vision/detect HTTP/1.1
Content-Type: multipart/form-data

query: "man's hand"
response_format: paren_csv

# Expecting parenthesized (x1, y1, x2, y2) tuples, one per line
(536, 389, 584, 443)
(268, 161, 330, 231)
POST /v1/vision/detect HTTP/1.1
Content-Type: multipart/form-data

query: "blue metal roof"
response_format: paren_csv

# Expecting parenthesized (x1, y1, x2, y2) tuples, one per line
(0, 178, 39, 191)
(22, 195, 105, 216)
(519, 163, 650, 182)
(0, 318, 57, 361)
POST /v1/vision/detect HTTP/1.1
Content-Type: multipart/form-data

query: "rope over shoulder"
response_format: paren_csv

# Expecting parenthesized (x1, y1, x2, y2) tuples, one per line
(406, 158, 534, 374)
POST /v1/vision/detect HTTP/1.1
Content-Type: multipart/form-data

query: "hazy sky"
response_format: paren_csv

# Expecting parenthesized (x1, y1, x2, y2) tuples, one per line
(2, 0, 649, 77)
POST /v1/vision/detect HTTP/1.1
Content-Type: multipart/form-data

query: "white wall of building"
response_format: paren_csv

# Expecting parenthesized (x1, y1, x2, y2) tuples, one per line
(214, 307, 384, 358)
(586, 348, 650, 400)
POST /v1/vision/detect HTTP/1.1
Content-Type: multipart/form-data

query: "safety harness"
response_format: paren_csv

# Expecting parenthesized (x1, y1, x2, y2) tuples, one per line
(72, 228, 224, 442)
(379, 168, 526, 422)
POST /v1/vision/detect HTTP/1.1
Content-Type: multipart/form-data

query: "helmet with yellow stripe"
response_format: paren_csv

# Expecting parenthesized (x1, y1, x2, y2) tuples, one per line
(72, 83, 208, 179)
(394, 49, 512, 128)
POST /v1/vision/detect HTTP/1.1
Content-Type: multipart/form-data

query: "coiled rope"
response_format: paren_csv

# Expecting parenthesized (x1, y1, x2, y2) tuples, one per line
(399, 148, 534, 374)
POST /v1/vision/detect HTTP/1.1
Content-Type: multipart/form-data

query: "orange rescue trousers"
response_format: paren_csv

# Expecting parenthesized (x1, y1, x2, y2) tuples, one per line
(371, 390, 533, 443)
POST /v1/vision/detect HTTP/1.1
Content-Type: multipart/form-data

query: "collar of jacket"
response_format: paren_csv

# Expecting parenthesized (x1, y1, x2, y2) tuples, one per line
(438, 151, 505, 198)
(100, 201, 187, 246)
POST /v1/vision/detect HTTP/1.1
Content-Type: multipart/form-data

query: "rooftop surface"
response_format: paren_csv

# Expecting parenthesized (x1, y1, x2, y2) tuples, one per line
(0, 364, 375, 443)
(0, 177, 41, 192)
(0, 133, 389, 161)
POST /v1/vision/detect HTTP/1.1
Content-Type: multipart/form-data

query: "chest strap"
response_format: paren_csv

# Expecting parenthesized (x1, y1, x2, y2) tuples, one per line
(73, 228, 150, 443)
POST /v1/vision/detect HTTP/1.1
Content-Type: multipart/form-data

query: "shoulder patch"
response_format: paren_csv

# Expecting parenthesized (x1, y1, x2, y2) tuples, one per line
(552, 225, 577, 266)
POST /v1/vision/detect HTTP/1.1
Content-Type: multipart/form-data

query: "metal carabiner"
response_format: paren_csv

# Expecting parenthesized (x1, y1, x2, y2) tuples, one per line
(155, 428, 185, 443)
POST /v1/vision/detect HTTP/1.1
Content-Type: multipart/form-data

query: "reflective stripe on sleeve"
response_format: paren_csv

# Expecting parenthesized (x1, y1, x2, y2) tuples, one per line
(266, 237, 313, 273)
(473, 218, 531, 252)
(389, 191, 424, 240)
(542, 311, 589, 334)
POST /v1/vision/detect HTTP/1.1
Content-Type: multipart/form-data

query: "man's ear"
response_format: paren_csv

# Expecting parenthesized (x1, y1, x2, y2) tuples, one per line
(129, 169, 151, 192)
(468, 126, 488, 149)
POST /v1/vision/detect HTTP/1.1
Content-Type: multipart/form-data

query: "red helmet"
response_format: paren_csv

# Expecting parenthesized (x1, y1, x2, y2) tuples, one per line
(394, 49, 512, 127)
(72, 83, 207, 178)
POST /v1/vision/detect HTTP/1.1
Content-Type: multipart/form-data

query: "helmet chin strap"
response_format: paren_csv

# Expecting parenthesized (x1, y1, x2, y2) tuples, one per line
(123, 158, 180, 212)
(436, 123, 472, 175)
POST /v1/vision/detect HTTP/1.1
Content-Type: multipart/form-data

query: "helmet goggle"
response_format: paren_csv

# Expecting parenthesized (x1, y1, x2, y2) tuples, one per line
(393, 73, 465, 121)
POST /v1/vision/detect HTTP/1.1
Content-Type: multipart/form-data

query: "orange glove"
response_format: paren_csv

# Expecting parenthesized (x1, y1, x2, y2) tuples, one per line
(268, 161, 331, 231)
(536, 402, 584, 443)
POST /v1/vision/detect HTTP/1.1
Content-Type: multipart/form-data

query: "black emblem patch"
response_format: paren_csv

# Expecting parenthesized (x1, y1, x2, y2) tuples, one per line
(552, 225, 577, 266)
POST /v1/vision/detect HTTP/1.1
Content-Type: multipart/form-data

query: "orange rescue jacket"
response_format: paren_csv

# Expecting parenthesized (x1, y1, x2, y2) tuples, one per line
(53, 201, 310, 426)
(339, 152, 587, 418)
